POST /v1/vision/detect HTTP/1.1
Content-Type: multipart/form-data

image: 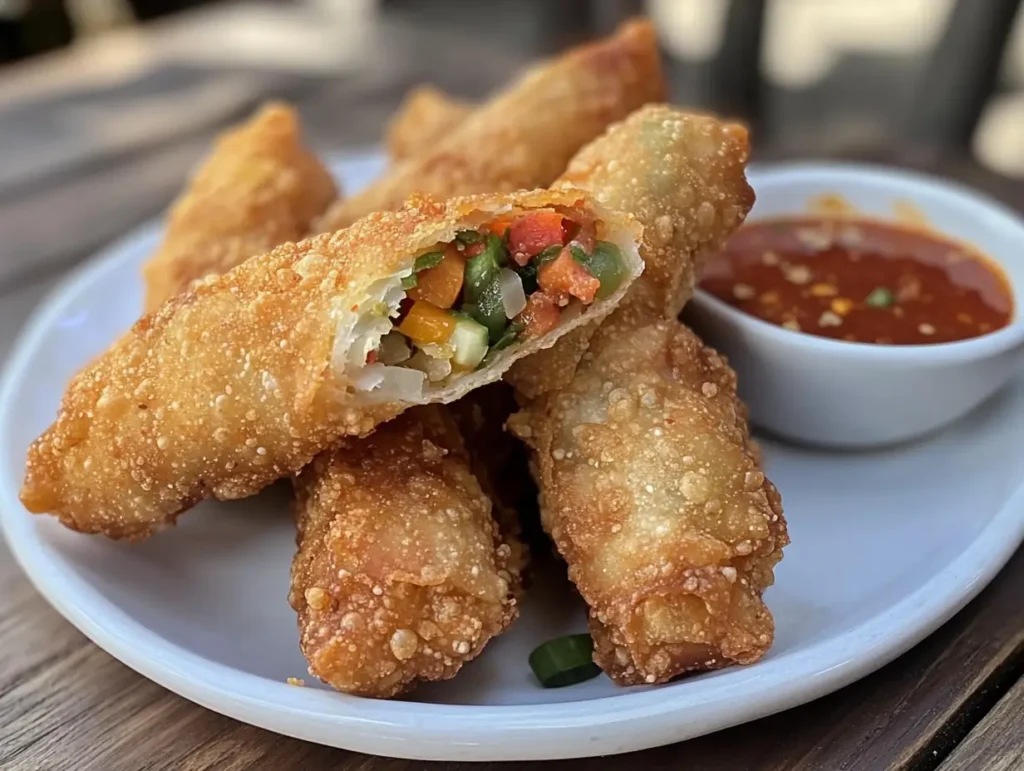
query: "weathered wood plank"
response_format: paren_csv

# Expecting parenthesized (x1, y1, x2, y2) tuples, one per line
(936, 675, 1024, 771)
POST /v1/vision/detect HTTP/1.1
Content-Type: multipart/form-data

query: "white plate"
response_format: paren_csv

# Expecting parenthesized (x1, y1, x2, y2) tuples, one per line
(2, 155, 1024, 762)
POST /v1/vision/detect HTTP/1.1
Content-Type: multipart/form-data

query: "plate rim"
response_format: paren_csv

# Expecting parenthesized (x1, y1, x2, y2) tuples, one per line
(2, 158, 1023, 761)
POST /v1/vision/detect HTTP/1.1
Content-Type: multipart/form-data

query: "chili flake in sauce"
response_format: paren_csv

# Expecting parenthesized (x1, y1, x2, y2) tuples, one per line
(699, 216, 1013, 345)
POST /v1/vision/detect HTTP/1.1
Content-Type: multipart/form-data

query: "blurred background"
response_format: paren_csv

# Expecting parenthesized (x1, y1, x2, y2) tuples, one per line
(1, 0, 1023, 349)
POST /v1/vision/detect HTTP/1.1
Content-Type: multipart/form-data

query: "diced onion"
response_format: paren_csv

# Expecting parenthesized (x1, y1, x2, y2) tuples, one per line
(407, 349, 453, 383)
(354, 364, 425, 401)
(498, 268, 527, 319)
(378, 332, 412, 365)
(420, 342, 455, 360)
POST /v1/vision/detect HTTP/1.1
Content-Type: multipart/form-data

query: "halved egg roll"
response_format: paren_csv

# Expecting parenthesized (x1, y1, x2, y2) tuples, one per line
(508, 105, 755, 401)
(317, 19, 664, 232)
(21, 189, 641, 539)
(385, 85, 472, 164)
(290, 405, 522, 698)
(143, 103, 337, 311)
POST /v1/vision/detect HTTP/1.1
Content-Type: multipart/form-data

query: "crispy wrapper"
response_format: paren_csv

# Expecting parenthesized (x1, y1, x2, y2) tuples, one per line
(448, 383, 531, 579)
(142, 103, 337, 311)
(509, 318, 788, 684)
(290, 406, 522, 698)
(385, 85, 472, 164)
(21, 188, 641, 539)
(508, 105, 755, 402)
(508, 107, 786, 684)
(316, 19, 664, 232)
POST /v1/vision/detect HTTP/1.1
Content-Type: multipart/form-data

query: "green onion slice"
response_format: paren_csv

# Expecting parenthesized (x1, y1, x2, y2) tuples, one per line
(402, 250, 445, 290)
(571, 241, 626, 300)
(463, 236, 509, 303)
(865, 287, 895, 308)
(413, 250, 444, 272)
(455, 230, 484, 245)
(529, 634, 601, 688)
(534, 244, 564, 265)
(474, 280, 509, 343)
(491, 321, 524, 353)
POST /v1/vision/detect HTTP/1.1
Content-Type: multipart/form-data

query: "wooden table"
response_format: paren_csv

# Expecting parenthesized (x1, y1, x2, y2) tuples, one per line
(1, 4, 1023, 770)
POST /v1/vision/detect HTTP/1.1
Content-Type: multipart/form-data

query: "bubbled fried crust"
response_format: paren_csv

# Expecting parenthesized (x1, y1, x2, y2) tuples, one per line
(290, 406, 522, 698)
(20, 188, 624, 540)
(507, 106, 754, 402)
(385, 86, 473, 164)
(316, 19, 664, 232)
(142, 103, 337, 311)
(448, 383, 530, 580)
(509, 318, 788, 685)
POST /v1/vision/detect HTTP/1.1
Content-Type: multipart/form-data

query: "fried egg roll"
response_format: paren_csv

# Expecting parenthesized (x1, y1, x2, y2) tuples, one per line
(317, 19, 664, 232)
(508, 105, 755, 401)
(21, 189, 641, 539)
(507, 106, 786, 684)
(290, 406, 522, 698)
(142, 103, 337, 311)
(385, 86, 472, 164)
(511, 318, 788, 684)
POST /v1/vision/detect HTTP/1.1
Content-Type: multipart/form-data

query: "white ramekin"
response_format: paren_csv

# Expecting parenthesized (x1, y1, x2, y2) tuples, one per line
(686, 162, 1024, 449)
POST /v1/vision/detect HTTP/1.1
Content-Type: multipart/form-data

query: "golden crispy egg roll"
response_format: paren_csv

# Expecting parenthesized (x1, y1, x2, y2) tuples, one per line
(508, 105, 755, 401)
(317, 19, 664, 232)
(507, 107, 787, 685)
(385, 85, 472, 164)
(511, 318, 788, 684)
(142, 103, 337, 311)
(22, 189, 641, 539)
(290, 405, 522, 698)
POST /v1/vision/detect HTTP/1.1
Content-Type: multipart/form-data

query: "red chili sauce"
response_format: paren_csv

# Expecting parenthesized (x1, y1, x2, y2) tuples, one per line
(699, 216, 1013, 345)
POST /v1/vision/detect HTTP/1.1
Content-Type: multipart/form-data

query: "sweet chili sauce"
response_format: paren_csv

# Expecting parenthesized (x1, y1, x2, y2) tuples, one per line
(699, 216, 1013, 345)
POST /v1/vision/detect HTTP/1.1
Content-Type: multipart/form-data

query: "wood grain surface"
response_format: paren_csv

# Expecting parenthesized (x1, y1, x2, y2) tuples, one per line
(2, 539, 1021, 771)
(938, 677, 1024, 771)
(1, 5, 1023, 770)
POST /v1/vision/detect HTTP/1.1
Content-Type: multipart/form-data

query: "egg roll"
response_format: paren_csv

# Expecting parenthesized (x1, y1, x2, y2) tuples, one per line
(317, 19, 664, 232)
(142, 103, 337, 311)
(507, 106, 787, 684)
(21, 189, 641, 539)
(508, 105, 755, 401)
(385, 86, 472, 164)
(511, 317, 788, 684)
(290, 405, 522, 698)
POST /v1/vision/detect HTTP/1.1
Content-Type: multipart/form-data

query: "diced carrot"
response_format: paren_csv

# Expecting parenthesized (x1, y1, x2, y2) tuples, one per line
(486, 214, 516, 238)
(366, 350, 378, 364)
(508, 211, 567, 265)
(538, 247, 601, 305)
(397, 301, 457, 346)
(408, 244, 465, 308)
(517, 292, 561, 339)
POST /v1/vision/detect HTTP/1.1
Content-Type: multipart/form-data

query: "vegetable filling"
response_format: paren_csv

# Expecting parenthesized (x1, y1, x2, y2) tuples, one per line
(355, 206, 627, 393)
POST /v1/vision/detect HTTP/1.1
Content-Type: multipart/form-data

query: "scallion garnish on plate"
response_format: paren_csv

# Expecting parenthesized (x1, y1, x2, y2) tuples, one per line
(529, 634, 601, 688)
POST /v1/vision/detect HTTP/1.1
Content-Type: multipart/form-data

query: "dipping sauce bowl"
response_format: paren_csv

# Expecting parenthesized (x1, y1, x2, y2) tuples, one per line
(686, 163, 1024, 449)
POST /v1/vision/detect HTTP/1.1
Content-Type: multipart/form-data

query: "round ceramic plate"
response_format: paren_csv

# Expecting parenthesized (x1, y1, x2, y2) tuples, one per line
(2, 155, 1024, 762)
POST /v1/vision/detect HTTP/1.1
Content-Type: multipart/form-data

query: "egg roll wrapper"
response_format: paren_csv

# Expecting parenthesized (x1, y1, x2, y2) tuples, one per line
(317, 19, 664, 232)
(143, 103, 337, 311)
(509, 318, 788, 684)
(448, 383, 531, 579)
(508, 105, 754, 402)
(290, 405, 522, 698)
(21, 188, 641, 539)
(385, 86, 473, 164)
